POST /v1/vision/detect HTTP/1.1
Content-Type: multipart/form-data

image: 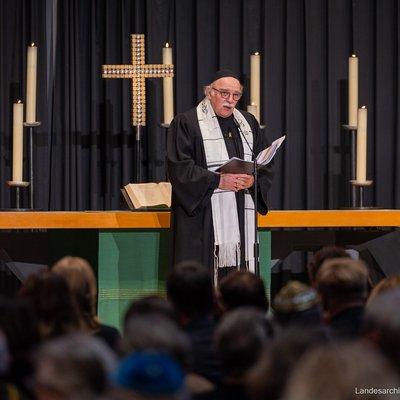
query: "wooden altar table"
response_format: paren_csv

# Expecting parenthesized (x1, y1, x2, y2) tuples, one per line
(0, 209, 399, 330)
(1, 209, 400, 229)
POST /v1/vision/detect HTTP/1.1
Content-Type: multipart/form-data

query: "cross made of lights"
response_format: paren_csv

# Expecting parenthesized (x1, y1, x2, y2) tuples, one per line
(102, 34, 174, 126)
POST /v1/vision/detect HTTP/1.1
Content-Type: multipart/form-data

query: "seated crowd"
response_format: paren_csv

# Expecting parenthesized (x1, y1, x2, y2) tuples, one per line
(1, 248, 400, 400)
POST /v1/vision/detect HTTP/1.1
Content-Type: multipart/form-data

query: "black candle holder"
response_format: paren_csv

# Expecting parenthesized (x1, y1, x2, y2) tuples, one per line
(342, 124, 357, 208)
(349, 179, 373, 209)
(3, 180, 30, 211)
(133, 125, 143, 183)
(24, 121, 42, 210)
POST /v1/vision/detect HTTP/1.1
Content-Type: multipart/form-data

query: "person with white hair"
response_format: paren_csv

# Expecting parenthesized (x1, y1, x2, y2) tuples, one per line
(34, 333, 117, 400)
(167, 69, 274, 281)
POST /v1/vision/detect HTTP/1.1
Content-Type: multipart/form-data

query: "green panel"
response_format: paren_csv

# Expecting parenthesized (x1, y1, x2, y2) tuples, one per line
(97, 228, 270, 331)
(259, 229, 271, 301)
(97, 229, 169, 331)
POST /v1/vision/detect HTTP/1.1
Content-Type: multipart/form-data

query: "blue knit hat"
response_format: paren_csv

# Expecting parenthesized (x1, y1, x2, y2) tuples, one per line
(113, 352, 185, 395)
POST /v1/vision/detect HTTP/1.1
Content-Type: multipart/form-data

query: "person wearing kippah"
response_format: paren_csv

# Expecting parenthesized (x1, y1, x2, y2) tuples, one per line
(112, 352, 188, 400)
(167, 70, 274, 284)
(272, 280, 323, 331)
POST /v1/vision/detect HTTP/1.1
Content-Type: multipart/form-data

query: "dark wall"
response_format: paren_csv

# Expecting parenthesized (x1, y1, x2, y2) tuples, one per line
(0, 0, 399, 211)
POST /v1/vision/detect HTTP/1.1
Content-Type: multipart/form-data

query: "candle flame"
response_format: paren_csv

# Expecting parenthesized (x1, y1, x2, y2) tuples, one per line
(361, 105, 366, 109)
(351, 54, 357, 58)
(165, 43, 170, 48)
(251, 102, 256, 105)
(17, 100, 22, 104)
(31, 43, 35, 47)
(254, 51, 260, 55)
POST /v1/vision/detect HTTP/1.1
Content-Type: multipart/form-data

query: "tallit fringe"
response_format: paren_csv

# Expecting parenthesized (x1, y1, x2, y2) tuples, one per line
(213, 243, 240, 286)
(218, 242, 241, 269)
(213, 247, 219, 287)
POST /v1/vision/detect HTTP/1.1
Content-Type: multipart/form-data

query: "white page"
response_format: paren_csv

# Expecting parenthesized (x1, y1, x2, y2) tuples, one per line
(256, 135, 286, 165)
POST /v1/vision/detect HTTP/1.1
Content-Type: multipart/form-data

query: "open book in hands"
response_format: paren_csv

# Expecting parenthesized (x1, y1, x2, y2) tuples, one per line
(215, 135, 286, 174)
(122, 182, 172, 209)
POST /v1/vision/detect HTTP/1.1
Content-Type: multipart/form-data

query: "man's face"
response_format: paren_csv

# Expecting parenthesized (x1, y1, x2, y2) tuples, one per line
(207, 77, 242, 118)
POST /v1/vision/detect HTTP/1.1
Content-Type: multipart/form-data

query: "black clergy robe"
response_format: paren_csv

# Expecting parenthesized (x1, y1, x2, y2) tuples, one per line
(166, 106, 274, 274)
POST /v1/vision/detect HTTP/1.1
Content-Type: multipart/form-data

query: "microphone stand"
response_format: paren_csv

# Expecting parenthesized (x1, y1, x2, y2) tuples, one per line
(234, 117, 259, 276)
(252, 155, 259, 276)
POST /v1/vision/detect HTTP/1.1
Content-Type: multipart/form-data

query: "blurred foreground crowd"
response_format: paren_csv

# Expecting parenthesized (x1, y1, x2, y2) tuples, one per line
(1, 247, 400, 400)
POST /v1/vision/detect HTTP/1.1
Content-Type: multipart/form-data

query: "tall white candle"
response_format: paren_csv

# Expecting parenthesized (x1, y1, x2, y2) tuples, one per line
(250, 52, 261, 122)
(247, 102, 257, 119)
(348, 54, 358, 127)
(12, 101, 24, 182)
(26, 44, 38, 123)
(356, 106, 367, 182)
(162, 43, 174, 125)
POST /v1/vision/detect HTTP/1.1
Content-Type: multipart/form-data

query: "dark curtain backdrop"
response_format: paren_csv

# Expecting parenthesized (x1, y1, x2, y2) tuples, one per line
(0, 0, 399, 211)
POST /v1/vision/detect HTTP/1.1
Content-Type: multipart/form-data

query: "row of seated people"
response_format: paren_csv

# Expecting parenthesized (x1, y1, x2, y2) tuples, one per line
(0, 247, 400, 400)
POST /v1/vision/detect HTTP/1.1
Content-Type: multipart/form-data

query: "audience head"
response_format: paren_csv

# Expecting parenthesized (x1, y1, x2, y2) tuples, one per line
(214, 307, 272, 380)
(53, 256, 121, 352)
(18, 269, 81, 339)
(315, 257, 369, 312)
(167, 261, 215, 322)
(367, 274, 400, 304)
(52, 256, 98, 330)
(307, 246, 350, 287)
(34, 333, 117, 400)
(120, 313, 191, 370)
(248, 326, 330, 400)
(0, 329, 9, 375)
(272, 280, 322, 329)
(284, 342, 400, 400)
(315, 258, 369, 340)
(0, 330, 32, 398)
(217, 270, 268, 314)
(123, 294, 178, 332)
(0, 295, 40, 389)
(362, 288, 400, 374)
(112, 352, 187, 400)
(122, 298, 215, 397)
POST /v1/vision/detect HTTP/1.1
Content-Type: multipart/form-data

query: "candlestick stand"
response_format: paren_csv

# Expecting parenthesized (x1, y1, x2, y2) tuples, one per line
(134, 125, 143, 183)
(342, 124, 357, 208)
(24, 121, 41, 209)
(350, 179, 373, 209)
(4, 180, 30, 210)
(160, 123, 170, 181)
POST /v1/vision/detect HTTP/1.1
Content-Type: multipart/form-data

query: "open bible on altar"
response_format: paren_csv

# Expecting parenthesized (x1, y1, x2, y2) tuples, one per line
(122, 182, 172, 209)
(215, 135, 286, 174)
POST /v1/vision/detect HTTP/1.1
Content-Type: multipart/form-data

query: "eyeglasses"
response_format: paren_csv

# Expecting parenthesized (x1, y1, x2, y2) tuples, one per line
(212, 87, 242, 101)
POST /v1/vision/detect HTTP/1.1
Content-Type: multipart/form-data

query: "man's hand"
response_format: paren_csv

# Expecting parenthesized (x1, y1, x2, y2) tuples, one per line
(218, 173, 254, 192)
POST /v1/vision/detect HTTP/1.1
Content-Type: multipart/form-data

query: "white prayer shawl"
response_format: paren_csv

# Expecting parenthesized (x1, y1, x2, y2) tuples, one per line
(197, 97, 256, 283)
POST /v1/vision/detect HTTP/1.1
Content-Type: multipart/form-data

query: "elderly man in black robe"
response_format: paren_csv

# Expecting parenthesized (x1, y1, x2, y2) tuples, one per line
(167, 69, 274, 283)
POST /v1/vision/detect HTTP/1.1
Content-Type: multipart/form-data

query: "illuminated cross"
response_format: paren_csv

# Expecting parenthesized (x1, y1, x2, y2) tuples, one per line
(102, 34, 174, 126)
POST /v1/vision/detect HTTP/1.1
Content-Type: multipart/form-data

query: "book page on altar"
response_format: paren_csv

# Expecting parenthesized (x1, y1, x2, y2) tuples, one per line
(123, 182, 171, 209)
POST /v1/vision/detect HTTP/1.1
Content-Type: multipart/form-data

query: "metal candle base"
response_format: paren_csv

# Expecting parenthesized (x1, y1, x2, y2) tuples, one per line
(24, 121, 42, 208)
(6, 180, 30, 209)
(350, 179, 373, 209)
